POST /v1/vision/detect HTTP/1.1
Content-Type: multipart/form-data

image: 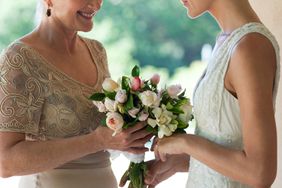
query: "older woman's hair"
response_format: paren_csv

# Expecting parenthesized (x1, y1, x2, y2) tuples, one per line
(35, 0, 45, 25)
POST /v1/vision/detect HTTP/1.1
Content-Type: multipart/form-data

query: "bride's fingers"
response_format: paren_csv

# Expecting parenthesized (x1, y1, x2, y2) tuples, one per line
(149, 169, 175, 187)
(154, 148, 160, 160)
(150, 137, 159, 151)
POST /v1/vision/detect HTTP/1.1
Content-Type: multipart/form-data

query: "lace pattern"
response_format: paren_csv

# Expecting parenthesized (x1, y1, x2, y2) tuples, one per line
(188, 23, 280, 187)
(0, 37, 110, 141)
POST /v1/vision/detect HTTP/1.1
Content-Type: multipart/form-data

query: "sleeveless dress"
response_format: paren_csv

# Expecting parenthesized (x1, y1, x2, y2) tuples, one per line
(0, 37, 118, 188)
(187, 23, 280, 188)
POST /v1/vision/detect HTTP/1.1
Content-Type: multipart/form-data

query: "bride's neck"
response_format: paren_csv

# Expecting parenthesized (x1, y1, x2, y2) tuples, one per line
(209, 0, 261, 34)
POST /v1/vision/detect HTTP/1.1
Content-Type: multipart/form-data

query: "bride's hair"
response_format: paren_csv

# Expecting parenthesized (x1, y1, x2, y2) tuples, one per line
(35, 0, 45, 25)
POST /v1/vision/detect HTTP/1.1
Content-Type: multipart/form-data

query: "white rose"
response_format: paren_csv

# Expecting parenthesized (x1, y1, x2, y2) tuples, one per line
(102, 78, 119, 92)
(147, 105, 178, 138)
(92, 101, 107, 113)
(115, 89, 127, 103)
(139, 91, 159, 107)
(106, 112, 124, 136)
(128, 108, 140, 118)
(158, 124, 173, 138)
(179, 102, 193, 123)
(167, 85, 182, 99)
(104, 98, 118, 112)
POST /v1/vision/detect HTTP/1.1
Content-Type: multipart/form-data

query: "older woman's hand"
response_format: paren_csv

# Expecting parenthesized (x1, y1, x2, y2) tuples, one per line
(93, 122, 153, 154)
(144, 155, 189, 188)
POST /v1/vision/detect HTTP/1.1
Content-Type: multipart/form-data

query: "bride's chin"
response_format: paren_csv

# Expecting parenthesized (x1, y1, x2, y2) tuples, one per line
(187, 10, 205, 19)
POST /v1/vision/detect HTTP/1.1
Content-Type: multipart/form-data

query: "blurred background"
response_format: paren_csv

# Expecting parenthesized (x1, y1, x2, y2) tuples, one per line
(0, 0, 219, 187)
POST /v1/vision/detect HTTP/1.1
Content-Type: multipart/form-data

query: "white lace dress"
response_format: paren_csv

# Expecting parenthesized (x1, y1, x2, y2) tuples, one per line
(187, 23, 280, 188)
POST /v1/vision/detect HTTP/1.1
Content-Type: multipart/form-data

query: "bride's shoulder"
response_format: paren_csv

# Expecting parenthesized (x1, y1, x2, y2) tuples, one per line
(232, 32, 276, 64)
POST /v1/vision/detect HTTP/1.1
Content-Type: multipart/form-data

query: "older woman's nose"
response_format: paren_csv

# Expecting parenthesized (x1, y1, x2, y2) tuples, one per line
(88, 0, 103, 10)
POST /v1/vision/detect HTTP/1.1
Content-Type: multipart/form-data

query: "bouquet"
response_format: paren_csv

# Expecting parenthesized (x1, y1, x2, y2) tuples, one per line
(90, 65, 193, 188)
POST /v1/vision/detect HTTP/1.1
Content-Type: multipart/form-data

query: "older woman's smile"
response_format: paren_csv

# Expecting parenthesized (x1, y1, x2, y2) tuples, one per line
(77, 10, 97, 20)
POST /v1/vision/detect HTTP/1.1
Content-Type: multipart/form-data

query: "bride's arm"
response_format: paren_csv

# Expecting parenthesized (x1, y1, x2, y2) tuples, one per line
(155, 34, 277, 188)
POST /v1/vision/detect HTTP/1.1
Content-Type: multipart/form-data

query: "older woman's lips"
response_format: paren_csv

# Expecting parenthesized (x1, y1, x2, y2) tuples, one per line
(77, 11, 97, 20)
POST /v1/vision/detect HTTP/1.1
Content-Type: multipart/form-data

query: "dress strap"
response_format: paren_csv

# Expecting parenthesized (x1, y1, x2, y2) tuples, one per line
(220, 23, 280, 108)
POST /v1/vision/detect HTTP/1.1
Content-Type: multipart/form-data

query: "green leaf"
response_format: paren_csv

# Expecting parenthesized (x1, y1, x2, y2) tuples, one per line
(176, 118, 189, 129)
(122, 76, 131, 91)
(167, 107, 184, 114)
(124, 93, 134, 111)
(178, 89, 186, 98)
(131, 65, 140, 77)
(175, 98, 189, 108)
(105, 91, 116, 100)
(146, 125, 158, 135)
(89, 93, 106, 101)
(100, 118, 107, 127)
(166, 102, 174, 110)
(174, 128, 187, 134)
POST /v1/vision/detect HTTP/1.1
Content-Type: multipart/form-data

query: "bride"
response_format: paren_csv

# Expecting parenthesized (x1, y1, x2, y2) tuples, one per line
(145, 0, 280, 187)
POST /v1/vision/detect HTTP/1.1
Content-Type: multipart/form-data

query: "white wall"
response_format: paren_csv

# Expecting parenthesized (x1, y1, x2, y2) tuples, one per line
(249, 0, 282, 187)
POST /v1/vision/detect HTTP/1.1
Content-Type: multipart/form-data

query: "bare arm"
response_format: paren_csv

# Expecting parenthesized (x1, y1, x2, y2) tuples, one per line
(155, 33, 277, 188)
(0, 123, 151, 178)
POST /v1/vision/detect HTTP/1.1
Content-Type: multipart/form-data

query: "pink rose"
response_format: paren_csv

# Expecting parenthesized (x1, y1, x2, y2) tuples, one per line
(167, 85, 182, 99)
(131, 77, 142, 91)
(150, 74, 160, 85)
(106, 112, 124, 136)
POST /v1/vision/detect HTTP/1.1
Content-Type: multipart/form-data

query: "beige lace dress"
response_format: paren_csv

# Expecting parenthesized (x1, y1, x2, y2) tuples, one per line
(0, 37, 118, 188)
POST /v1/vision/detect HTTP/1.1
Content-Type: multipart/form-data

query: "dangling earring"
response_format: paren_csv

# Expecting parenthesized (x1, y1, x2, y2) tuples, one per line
(46, 7, 51, 17)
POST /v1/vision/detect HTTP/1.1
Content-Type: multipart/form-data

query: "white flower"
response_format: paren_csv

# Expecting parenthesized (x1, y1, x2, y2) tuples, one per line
(139, 91, 159, 107)
(167, 85, 182, 99)
(106, 112, 124, 136)
(104, 98, 118, 112)
(92, 101, 107, 113)
(138, 111, 149, 121)
(128, 108, 140, 118)
(147, 105, 178, 138)
(102, 78, 119, 92)
(115, 89, 127, 103)
(179, 101, 193, 123)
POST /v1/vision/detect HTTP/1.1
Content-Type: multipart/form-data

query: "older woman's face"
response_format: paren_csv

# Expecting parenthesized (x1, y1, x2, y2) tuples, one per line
(50, 0, 103, 32)
(180, 0, 213, 18)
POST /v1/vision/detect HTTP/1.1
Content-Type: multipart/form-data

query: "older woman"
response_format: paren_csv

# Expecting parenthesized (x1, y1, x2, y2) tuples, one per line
(0, 0, 151, 188)
(145, 0, 280, 188)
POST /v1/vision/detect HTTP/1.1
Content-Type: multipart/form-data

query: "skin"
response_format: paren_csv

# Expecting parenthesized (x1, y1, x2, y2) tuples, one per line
(0, 0, 152, 178)
(146, 0, 277, 188)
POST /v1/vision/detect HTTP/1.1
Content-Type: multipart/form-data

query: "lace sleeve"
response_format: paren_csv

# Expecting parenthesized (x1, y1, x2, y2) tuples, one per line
(88, 39, 111, 78)
(0, 46, 44, 135)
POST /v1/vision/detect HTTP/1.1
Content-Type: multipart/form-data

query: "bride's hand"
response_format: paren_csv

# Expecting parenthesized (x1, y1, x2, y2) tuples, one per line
(145, 155, 189, 187)
(93, 122, 153, 154)
(154, 134, 189, 161)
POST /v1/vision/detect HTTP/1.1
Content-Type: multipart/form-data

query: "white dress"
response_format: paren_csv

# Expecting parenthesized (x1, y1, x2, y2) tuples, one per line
(187, 23, 280, 188)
